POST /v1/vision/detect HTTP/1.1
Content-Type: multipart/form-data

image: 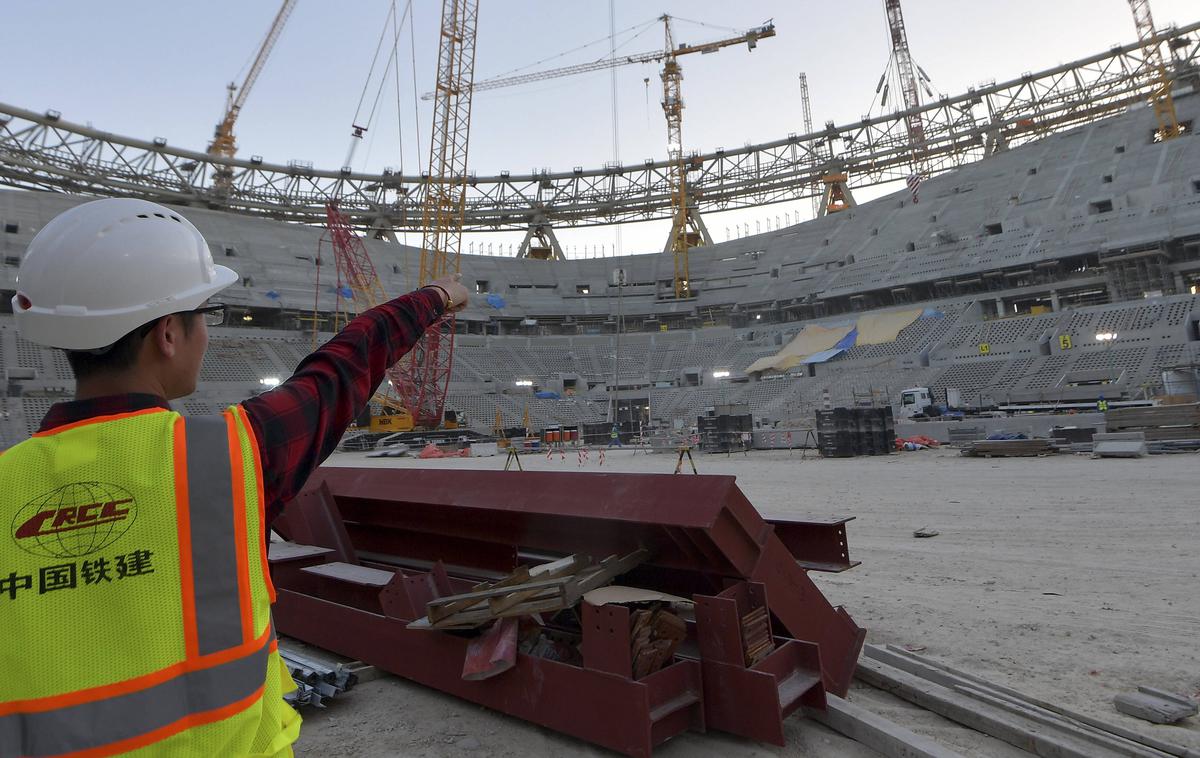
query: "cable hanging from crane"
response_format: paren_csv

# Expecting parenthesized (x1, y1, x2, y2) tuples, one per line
(345, 0, 414, 171)
(482, 18, 659, 83)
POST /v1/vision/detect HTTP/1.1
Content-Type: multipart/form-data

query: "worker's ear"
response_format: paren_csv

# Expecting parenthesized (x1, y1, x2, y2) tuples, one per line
(147, 314, 186, 359)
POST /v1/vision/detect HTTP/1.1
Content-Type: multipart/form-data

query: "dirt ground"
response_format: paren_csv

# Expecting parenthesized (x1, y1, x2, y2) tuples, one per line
(292, 446, 1200, 757)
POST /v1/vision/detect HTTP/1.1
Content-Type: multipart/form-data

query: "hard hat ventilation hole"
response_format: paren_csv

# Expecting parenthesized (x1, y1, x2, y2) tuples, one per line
(153, 213, 166, 219)
(170, 215, 182, 222)
(136, 214, 149, 219)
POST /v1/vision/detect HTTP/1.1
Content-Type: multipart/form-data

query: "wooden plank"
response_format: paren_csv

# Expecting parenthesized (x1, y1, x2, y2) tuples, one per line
(879, 646, 1197, 758)
(959, 686, 1171, 758)
(415, 549, 652, 630)
(1114, 690, 1199, 725)
(428, 566, 532, 623)
(856, 657, 1123, 758)
(805, 694, 967, 758)
(487, 555, 590, 615)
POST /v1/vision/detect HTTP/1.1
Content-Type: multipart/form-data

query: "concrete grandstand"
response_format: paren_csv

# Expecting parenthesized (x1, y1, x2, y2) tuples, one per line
(2, 87, 1200, 444)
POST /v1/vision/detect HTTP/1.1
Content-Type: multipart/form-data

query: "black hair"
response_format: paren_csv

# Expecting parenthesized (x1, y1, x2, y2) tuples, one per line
(65, 313, 197, 381)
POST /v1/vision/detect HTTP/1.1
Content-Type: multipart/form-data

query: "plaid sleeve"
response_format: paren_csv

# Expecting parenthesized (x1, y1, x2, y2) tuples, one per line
(240, 288, 445, 523)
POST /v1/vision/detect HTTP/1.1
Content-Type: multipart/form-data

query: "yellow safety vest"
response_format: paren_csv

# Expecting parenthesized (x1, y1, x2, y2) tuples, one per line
(0, 406, 301, 757)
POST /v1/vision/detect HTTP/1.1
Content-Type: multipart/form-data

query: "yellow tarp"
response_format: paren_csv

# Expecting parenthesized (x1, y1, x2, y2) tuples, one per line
(854, 308, 923, 346)
(745, 323, 855, 374)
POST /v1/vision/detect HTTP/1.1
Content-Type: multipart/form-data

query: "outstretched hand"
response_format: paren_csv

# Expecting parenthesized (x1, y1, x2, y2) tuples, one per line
(425, 273, 470, 313)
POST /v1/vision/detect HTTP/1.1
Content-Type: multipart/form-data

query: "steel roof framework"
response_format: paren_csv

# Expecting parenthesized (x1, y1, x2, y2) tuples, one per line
(0, 21, 1197, 233)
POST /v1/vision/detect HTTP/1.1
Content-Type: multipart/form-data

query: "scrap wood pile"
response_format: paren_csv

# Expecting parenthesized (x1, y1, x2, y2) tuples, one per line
(410, 549, 651, 630)
(1106, 403, 1200, 442)
(412, 548, 694, 682)
(960, 437, 1058, 457)
(630, 605, 688, 679)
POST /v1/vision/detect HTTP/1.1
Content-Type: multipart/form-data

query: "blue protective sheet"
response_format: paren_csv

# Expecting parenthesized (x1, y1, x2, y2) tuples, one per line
(800, 348, 846, 364)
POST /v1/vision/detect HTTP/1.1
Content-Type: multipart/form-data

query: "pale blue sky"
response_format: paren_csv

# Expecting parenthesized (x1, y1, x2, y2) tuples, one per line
(5, 1, 1197, 255)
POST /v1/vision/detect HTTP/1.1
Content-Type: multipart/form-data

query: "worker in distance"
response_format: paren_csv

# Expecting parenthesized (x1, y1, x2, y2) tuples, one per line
(0, 197, 468, 757)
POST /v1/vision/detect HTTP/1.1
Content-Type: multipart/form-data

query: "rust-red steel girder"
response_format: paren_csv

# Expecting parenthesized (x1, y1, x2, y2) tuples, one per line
(271, 468, 864, 755)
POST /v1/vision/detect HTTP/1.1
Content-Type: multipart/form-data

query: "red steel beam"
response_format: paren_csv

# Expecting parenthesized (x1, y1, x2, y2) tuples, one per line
(277, 468, 864, 696)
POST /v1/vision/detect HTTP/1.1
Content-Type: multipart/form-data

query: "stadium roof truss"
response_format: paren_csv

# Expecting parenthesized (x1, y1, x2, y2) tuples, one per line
(0, 21, 1197, 233)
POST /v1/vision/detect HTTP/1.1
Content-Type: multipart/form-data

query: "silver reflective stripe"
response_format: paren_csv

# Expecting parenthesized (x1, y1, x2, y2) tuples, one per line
(0, 635, 271, 757)
(184, 415, 245, 655)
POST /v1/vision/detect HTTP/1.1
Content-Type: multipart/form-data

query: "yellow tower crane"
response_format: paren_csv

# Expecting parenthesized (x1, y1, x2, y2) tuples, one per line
(1128, 0, 1182, 142)
(436, 17, 775, 299)
(658, 16, 775, 298)
(207, 0, 297, 188)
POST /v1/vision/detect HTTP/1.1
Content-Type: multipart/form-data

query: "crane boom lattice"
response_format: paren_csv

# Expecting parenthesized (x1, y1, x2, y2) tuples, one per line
(395, 0, 479, 428)
(883, 0, 927, 174)
(208, 0, 296, 164)
(323, 201, 411, 417)
(1129, 0, 1182, 141)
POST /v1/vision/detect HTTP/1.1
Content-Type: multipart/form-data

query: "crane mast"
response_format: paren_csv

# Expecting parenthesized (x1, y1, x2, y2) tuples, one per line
(798, 72, 819, 219)
(659, 16, 775, 299)
(1128, 0, 1182, 142)
(395, 0, 479, 428)
(661, 16, 694, 299)
(207, 0, 296, 170)
(883, 0, 927, 175)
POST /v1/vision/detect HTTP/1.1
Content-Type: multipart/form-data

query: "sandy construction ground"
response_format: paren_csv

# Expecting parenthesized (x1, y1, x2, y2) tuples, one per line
(293, 446, 1200, 757)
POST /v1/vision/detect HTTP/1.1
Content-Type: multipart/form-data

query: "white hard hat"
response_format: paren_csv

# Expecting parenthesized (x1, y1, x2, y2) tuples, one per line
(12, 198, 238, 350)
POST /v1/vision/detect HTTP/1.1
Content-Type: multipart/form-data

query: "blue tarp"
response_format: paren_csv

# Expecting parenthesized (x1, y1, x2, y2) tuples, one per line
(834, 328, 859, 350)
(801, 348, 846, 364)
(921, 307, 945, 319)
(534, 391, 561, 399)
(486, 293, 507, 309)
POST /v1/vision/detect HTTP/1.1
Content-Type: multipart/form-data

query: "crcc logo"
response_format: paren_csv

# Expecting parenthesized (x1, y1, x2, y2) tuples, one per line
(12, 482, 137, 558)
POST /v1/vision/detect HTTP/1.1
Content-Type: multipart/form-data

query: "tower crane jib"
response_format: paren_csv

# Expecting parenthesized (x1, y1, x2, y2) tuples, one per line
(207, 0, 297, 163)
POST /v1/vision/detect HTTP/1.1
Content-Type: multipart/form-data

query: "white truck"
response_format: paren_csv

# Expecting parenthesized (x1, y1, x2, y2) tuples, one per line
(898, 386, 962, 419)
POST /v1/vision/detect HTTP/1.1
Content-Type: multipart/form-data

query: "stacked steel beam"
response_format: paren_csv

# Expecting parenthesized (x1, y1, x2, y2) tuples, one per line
(269, 469, 864, 756)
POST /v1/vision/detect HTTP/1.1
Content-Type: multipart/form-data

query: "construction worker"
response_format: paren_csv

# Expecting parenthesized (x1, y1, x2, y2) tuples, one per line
(608, 423, 623, 447)
(0, 198, 468, 757)
(1098, 395, 1109, 412)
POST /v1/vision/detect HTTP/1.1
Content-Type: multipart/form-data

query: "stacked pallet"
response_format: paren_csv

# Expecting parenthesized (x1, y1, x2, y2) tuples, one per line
(1106, 403, 1200, 441)
(816, 407, 895, 457)
(960, 438, 1057, 457)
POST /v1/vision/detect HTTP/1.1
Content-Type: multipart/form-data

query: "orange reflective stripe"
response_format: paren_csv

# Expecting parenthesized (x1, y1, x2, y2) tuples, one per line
(32, 408, 166, 438)
(0, 624, 273, 717)
(224, 410, 254, 644)
(55, 684, 266, 758)
(173, 416, 200, 660)
(236, 404, 276, 603)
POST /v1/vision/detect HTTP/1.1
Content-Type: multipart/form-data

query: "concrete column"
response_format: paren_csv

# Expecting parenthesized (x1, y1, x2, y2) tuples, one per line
(1049, 290, 1061, 311)
(995, 298, 1006, 318)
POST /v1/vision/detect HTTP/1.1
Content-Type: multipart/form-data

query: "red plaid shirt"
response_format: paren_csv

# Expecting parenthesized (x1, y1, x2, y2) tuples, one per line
(36, 289, 445, 523)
